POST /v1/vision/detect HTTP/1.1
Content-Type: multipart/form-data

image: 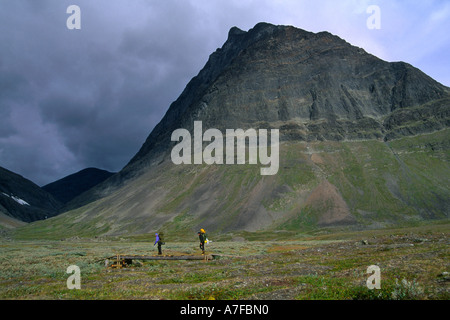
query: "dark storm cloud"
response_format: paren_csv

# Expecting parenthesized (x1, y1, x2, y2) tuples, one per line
(0, 0, 225, 185)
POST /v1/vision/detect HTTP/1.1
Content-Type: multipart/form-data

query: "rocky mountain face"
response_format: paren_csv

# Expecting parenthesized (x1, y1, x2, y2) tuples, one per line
(67, 23, 450, 212)
(18, 23, 449, 238)
(126, 22, 449, 171)
(0, 166, 62, 222)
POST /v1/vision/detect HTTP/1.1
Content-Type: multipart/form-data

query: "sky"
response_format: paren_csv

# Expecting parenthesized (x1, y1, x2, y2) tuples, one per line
(0, 0, 449, 186)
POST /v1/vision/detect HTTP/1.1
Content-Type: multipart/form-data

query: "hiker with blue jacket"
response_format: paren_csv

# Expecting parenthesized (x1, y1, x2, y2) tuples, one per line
(154, 233, 164, 255)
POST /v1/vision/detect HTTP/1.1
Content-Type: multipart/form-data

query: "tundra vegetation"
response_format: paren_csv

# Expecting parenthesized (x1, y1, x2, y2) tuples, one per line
(0, 222, 448, 300)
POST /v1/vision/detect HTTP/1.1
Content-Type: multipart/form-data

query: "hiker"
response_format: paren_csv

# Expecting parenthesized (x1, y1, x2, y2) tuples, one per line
(154, 233, 164, 255)
(198, 228, 206, 254)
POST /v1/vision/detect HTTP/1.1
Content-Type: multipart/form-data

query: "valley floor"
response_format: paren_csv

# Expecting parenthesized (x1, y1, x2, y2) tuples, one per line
(0, 223, 448, 300)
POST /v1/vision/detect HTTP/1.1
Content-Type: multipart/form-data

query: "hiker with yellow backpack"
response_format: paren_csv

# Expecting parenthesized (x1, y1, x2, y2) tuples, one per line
(198, 228, 207, 255)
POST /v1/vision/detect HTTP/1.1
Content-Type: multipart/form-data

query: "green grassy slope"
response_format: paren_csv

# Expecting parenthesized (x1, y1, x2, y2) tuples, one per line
(13, 129, 449, 240)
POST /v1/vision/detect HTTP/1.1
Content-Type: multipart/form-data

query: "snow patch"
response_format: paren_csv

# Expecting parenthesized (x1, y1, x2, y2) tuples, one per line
(1, 192, 30, 206)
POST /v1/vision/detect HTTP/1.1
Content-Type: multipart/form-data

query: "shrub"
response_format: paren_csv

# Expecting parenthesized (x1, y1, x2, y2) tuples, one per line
(391, 279, 424, 300)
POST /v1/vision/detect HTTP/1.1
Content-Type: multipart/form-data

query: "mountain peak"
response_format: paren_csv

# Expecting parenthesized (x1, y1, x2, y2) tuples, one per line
(70, 23, 449, 211)
(227, 26, 245, 38)
(126, 23, 448, 169)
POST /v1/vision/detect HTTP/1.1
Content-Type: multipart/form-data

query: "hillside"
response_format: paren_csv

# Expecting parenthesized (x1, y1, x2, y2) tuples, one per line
(14, 129, 449, 239)
(13, 23, 449, 238)
(42, 168, 115, 205)
(0, 166, 62, 223)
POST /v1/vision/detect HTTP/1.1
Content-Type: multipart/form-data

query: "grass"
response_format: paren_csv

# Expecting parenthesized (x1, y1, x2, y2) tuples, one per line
(1, 222, 448, 300)
(279, 206, 319, 231)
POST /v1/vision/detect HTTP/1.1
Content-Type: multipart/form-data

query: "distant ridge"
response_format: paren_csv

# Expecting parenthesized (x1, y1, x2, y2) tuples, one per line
(42, 168, 115, 204)
(0, 166, 61, 222)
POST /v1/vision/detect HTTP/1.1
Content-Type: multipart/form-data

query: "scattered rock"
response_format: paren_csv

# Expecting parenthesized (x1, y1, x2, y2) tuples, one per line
(437, 272, 450, 282)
